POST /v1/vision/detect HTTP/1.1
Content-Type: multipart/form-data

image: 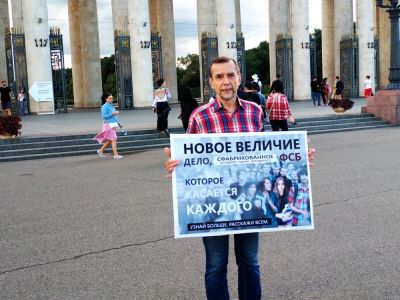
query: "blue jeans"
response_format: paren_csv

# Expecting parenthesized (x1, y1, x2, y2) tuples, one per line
(203, 233, 261, 300)
(20, 100, 26, 115)
(311, 92, 321, 106)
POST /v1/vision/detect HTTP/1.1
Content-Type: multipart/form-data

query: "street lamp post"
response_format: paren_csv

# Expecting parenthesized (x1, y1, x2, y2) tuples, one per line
(376, 0, 400, 89)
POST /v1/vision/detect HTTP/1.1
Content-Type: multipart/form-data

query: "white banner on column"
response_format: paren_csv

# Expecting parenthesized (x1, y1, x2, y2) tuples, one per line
(29, 81, 54, 102)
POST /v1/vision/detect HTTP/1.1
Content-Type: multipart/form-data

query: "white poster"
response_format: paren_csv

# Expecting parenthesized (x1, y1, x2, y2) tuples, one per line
(29, 81, 54, 102)
(170, 131, 314, 238)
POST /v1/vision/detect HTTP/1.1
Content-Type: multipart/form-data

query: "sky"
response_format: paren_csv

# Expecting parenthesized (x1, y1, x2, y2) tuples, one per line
(32, 0, 325, 68)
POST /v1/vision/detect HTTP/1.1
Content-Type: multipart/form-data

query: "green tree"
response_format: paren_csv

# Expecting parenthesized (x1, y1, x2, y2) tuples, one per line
(176, 53, 201, 99)
(64, 55, 116, 105)
(101, 55, 116, 96)
(245, 41, 270, 85)
(311, 28, 322, 79)
(64, 68, 74, 104)
(103, 73, 116, 96)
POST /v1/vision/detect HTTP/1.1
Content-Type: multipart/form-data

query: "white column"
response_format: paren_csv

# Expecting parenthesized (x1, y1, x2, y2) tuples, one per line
(22, 0, 54, 113)
(79, 0, 103, 107)
(376, 4, 390, 89)
(128, 0, 153, 107)
(235, 0, 242, 35)
(290, 0, 311, 100)
(111, 0, 128, 33)
(216, 0, 237, 60)
(269, 0, 289, 84)
(11, 0, 23, 29)
(0, 0, 9, 81)
(68, 0, 84, 107)
(357, 0, 375, 95)
(334, 0, 353, 76)
(197, 0, 216, 102)
(197, 0, 216, 39)
(322, 0, 335, 86)
(154, 0, 178, 104)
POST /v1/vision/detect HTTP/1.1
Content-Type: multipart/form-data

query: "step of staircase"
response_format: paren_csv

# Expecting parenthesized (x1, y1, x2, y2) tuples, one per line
(0, 114, 393, 162)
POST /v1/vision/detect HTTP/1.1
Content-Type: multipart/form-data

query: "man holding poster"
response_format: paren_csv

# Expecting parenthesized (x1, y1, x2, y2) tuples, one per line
(164, 56, 315, 300)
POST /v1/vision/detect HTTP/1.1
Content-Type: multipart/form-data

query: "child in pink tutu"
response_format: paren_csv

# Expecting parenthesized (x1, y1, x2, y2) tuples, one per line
(93, 93, 123, 159)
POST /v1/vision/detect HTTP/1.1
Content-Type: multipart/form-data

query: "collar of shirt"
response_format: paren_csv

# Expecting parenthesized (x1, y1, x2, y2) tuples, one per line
(212, 97, 245, 113)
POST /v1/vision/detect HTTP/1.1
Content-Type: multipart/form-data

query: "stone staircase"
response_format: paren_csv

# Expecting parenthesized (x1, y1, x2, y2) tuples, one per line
(0, 113, 393, 162)
(265, 113, 392, 134)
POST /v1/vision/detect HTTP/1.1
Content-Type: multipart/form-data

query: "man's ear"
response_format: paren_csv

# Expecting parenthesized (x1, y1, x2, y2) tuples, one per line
(209, 78, 214, 90)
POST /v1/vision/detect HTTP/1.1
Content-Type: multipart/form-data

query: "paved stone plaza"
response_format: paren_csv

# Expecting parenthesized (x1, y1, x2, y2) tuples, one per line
(19, 99, 367, 137)
(0, 127, 399, 299)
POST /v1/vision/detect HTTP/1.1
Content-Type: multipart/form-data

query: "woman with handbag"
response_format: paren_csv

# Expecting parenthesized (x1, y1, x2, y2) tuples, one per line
(152, 78, 171, 136)
(266, 86, 295, 131)
(93, 93, 123, 159)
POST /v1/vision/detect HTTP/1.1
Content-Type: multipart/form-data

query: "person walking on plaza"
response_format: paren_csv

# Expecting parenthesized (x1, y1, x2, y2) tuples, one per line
(334, 75, 344, 100)
(152, 78, 171, 136)
(364, 75, 373, 97)
(93, 93, 123, 159)
(310, 77, 322, 106)
(244, 80, 262, 105)
(18, 87, 26, 116)
(328, 76, 338, 105)
(322, 78, 330, 106)
(251, 73, 262, 92)
(270, 74, 284, 94)
(0, 80, 12, 116)
(254, 80, 266, 108)
(179, 87, 198, 131)
(267, 83, 295, 131)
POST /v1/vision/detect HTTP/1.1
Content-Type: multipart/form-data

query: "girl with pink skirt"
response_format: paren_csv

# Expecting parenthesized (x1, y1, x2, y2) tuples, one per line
(93, 93, 123, 159)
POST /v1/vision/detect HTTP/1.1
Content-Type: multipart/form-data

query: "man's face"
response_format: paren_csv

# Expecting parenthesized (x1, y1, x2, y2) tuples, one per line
(238, 171, 247, 183)
(300, 174, 308, 184)
(2, 81, 6, 87)
(273, 167, 280, 176)
(263, 164, 271, 175)
(209, 60, 241, 103)
(247, 184, 257, 197)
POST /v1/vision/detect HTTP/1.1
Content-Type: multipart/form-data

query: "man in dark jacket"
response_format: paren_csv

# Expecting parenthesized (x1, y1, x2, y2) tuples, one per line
(244, 81, 262, 105)
(0, 80, 12, 116)
(270, 74, 284, 94)
(179, 87, 198, 131)
(310, 77, 322, 106)
(335, 76, 344, 100)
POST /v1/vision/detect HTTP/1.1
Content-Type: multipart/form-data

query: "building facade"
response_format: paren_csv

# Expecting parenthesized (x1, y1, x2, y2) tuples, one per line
(0, 0, 390, 114)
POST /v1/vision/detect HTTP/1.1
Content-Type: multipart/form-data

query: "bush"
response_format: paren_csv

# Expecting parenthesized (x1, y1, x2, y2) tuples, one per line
(0, 115, 22, 137)
(330, 98, 354, 111)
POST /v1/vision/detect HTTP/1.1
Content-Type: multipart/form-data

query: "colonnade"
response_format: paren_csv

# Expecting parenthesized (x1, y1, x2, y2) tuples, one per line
(68, 0, 102, 108)
(2, 0, 55, 113)
(0, 0, 392, 114)
(269, 0, 388, 100)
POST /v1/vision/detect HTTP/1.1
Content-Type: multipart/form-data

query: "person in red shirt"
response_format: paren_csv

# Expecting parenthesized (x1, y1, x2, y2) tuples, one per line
(266, 88, 295, 131)
(364, 75, 373, 97)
